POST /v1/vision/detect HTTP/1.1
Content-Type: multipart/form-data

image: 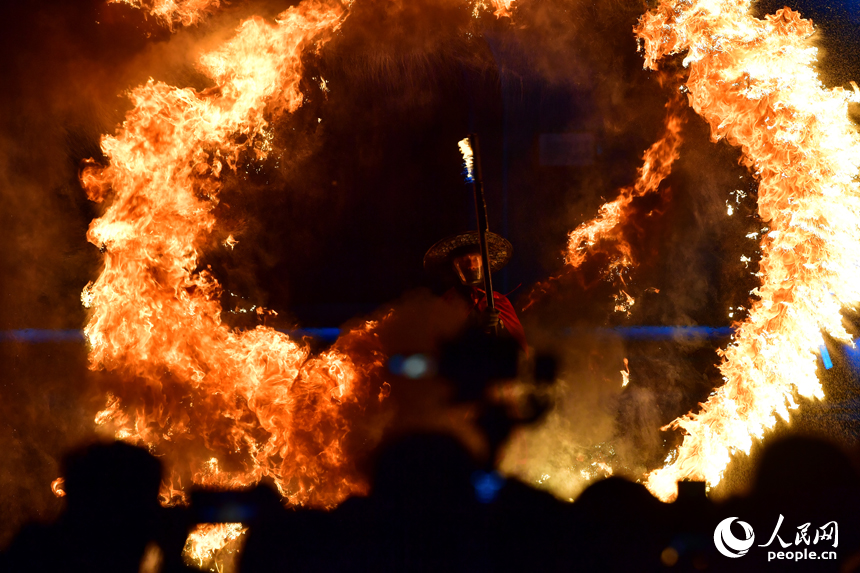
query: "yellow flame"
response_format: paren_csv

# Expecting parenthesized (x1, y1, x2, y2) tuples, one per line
(476, 0, 515, 18)
(519, 94, 684, 313)
(458, 137, 475, 181)
(566, 102, 683, 269)
(637, 0, 860, 500)
(107, 0, 222, 29)
(184, 523, 246, 569)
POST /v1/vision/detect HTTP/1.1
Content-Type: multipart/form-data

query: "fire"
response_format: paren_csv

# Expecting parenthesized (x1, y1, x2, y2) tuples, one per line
(108, 0, 221, 29)
(520, 93, 684, 312)
(636, 0, 860, 500)
(83, 0, 857, 533)
(184, 523, 247, 569)
(117, 0, 515, 27)
(458, 138, 475, 181)
(463, 0, 515, 19)
(487, 0, 514, 18)
(82, 0, 390, 512)
(50, 477, 66, 498)
(566, 95, 683, 270)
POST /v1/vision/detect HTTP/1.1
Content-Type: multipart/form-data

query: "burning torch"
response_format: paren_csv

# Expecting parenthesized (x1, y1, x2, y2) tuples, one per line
(459, 134, 497, 333)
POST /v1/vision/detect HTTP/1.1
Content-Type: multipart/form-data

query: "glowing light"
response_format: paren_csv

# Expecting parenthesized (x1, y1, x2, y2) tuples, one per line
(50, 478, 66, 497)
(471, 0, 515, 19)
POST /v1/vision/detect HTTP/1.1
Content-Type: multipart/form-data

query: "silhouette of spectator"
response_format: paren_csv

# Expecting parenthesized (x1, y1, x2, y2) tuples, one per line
(749, 435, 859, 572)
(565, 476, 670, 572)
(236, 482, 338, 573)
(482, 475, 570, 573)
(263, 432, 486, 573)
(662, 480, 719, 571)
(751, 435, 859, 507)
(712, 435, 860, 573)
(1, 441, 162, 573)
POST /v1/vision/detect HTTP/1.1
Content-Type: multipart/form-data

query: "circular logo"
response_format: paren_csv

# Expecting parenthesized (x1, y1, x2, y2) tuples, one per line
(714, 517, 755, 558)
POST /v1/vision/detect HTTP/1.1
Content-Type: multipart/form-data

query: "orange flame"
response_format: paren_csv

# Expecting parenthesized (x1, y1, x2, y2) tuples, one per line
(637, 0, 860, 500)
(107, 0, 222, 29)
(520, 94, 684, 312)
(487, 0, 514, 18)
(115, 0, 515, 27)
(81, 0, 390, 509)
(566, 97, 683, 270)
(51, 477, 66, 498)
(184, 523, 247, 569)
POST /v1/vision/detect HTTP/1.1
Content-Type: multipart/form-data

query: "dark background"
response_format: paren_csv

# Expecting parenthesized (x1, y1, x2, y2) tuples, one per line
(1, 0, 859, 547)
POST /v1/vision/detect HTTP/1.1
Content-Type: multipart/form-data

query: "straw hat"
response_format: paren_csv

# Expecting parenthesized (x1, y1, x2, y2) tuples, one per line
(423, 231, 513, 275)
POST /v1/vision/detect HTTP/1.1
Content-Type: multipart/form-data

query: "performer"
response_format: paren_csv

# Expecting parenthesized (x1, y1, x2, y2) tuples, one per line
(424, 230, 527, 351)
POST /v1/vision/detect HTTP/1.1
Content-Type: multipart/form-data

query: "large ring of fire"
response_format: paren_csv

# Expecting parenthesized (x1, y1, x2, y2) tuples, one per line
(82, 0, 860, 547)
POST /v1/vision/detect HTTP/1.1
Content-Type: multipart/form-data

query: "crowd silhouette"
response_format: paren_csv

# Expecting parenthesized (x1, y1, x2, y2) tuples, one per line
(2, 432, 859, 572)
(2, 331, 860, 573)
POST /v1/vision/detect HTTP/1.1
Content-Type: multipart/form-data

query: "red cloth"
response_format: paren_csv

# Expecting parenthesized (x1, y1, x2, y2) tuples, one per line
(443, 286, 528, 351)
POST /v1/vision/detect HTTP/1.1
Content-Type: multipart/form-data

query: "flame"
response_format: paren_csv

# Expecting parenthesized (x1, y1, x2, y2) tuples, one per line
(470, 0, 515, 19)
(487, 0, 514, 18)
(520, 94, 684, 312)
(637, 0, 860, 500)
(596, 461, 613, 476)
(613, 289, 635, 316)
(184, 523, 246, 569)
(51, 477, 66, 498)
(458, 137, 475, 182)
(81, 0, 392, 513)
(566, 97, 684, 270)
(114, 0, 515, 28)
(107, 0, 222, 29)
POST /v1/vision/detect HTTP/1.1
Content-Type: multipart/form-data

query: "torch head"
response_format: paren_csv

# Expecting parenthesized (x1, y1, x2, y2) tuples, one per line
(451, 250, 484, 286)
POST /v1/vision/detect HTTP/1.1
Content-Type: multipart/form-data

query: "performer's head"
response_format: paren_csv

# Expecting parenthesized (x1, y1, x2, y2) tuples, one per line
(423, 231, 512, 287)
(450, 247, 483, 286)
